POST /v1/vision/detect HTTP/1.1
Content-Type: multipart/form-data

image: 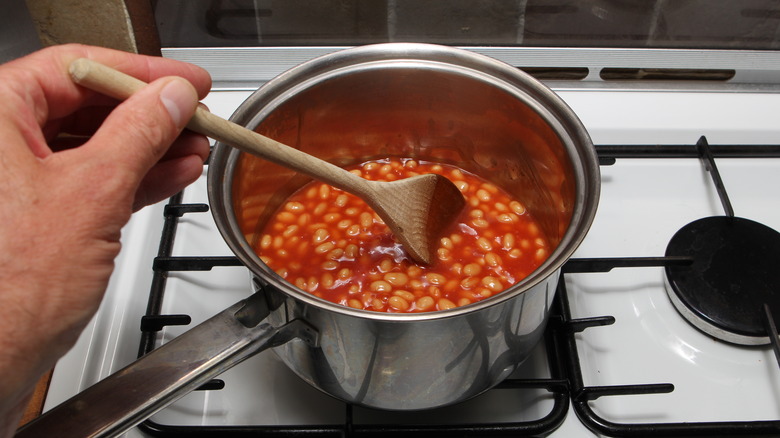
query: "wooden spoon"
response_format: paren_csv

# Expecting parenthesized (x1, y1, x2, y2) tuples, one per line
(68, 58, 465, 265)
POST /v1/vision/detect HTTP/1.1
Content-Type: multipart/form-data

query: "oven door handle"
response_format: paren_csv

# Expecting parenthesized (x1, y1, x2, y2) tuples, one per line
(15, 291, 317, 438)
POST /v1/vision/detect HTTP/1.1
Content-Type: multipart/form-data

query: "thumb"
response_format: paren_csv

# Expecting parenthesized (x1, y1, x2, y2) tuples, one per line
(83, 76, 199, 184)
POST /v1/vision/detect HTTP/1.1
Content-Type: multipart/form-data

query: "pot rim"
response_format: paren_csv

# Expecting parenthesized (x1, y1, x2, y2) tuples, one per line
(207, 42, 600, 322)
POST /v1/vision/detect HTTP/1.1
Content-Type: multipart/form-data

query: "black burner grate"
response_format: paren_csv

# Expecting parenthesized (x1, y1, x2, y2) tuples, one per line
(562, 139, 780, 437)
(136, 140, 780, 437)
(560, 257, 780, 436)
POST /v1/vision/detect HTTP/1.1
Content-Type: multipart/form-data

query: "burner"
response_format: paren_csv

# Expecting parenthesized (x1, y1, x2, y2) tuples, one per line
(664, 216, 780, 345)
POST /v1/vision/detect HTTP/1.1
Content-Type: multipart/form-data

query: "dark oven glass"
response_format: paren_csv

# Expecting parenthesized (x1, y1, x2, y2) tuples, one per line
(154, 0, 780, 50)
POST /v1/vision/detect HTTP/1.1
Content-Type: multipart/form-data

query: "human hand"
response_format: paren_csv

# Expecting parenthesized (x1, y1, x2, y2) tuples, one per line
(0, 44, 211, 434)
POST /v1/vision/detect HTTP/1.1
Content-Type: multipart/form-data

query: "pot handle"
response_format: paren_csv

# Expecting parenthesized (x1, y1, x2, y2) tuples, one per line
(15, 292, 317, 438)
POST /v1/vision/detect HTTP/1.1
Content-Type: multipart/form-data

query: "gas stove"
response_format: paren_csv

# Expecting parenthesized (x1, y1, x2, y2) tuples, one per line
(40, 48, 780, 437)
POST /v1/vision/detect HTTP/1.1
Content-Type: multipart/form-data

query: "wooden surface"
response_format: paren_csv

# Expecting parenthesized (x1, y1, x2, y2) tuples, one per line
(18, 370, 52, 427)
(25, 0, 161, 55)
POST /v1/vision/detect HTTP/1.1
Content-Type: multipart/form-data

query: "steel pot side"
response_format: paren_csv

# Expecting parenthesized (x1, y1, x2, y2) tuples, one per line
(207, 43, 600, 410)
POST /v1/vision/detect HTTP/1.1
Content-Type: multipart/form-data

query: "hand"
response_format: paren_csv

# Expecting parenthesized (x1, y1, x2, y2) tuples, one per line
(0, 44, 211, 434)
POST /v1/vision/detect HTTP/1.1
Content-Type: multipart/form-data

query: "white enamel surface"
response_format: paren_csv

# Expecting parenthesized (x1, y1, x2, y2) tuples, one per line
(45, 85, 780, 437)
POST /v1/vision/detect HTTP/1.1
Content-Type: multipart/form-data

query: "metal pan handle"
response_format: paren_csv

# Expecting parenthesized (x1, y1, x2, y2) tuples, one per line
(15, 292, 317, 438)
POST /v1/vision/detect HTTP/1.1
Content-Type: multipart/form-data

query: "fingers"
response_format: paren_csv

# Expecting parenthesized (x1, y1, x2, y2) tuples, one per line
(133, 132, 210, 210)
(77, 76, 201, 194)
(0, 43, 211, 125)
(132, 154, 206, 211)
(0, 44, 214, 212)
(161, 130, 211, 162)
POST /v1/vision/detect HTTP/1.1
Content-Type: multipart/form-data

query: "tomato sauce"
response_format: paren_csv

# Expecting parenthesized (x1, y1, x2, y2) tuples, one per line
(255, 158, 550, 313)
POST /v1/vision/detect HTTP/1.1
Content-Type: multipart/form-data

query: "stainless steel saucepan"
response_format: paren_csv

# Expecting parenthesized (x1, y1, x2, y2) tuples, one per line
(17, 43, 599, 438)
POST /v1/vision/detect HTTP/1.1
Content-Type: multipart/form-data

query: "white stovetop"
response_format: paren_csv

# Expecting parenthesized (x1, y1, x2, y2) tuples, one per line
(43, 86, 780, 437)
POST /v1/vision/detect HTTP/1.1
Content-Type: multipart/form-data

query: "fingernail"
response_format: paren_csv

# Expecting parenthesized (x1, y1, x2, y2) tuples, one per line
(160, 79, 196, 129)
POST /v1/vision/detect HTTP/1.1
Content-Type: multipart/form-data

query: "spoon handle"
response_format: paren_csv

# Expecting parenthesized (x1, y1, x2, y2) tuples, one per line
(68, 58, 373, 198)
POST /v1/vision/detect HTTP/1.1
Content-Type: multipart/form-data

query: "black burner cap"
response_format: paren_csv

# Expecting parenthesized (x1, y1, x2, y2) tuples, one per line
(664, 216, 780, 345)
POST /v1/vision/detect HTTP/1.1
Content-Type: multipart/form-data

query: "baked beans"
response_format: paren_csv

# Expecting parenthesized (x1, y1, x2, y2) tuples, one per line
(255, 158, 550, 313)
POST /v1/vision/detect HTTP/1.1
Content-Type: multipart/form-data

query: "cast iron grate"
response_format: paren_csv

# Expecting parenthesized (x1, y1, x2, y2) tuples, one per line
(557, 260, 780, 436)
(559, 138, 780, 437)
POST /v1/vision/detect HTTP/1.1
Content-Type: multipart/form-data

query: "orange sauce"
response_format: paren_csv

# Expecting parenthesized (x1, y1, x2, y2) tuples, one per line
(255, 158, 550, 312)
